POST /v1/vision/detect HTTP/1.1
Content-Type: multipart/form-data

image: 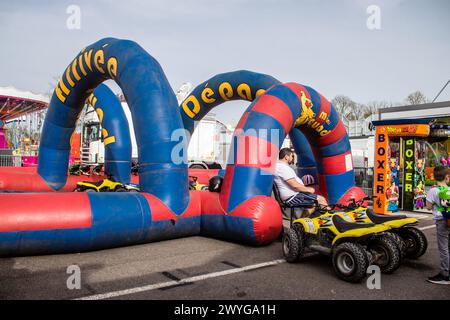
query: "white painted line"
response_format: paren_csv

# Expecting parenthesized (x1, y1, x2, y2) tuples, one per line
(405, 213, 432, 220)
(75, 259, 286, 300)
(75, 223, 437, 300)
(419, 225, 435, 231)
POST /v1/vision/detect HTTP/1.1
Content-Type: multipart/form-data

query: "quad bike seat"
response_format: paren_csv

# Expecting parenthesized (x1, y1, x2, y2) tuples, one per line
(366, 209, 407, 224)
(81, 180, 105, 187)
(273, 184, 317, 226)
(272, 184, 316, 208)
(332, 215, 375, 233)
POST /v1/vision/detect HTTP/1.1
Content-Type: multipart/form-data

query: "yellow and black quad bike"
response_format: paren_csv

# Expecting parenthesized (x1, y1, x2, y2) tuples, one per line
(188, 176, 209, 191)
(338, 197, 427, 260)
(74, 177, 139, 192)
(282, 206, 402, 283)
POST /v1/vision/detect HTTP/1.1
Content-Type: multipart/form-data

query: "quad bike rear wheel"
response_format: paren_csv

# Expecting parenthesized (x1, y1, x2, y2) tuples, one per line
(398, 227, 428, 259)
(332, 242, 369, 283)
(282, 224, 305, 263)
(368, 234, 401, 274)
(387, 231, 407, 258)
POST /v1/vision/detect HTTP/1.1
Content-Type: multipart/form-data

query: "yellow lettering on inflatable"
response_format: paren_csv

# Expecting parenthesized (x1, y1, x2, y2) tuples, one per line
(83, 49, 93, 72)
(219, 82, 233, 101)
(94, 50, 105, 74)
(319, 112, 328, 121)
(102, 128, 108, 138)
(201, 87, 216, 104)
(55, 86, 66, 103)
(295, 91, 315, 127)
(182, 95, 201, 118)
(255, 89, 266, 98)
(107, 57, 118, 79)
(91, 96, 97, 107)
(95, 108, 103, 122)
(65, 67, 75, 87)
(58, 79, 70, 96)
(104, 136, 116, 146)
(237, 83, 252, 101)
(319, 130, 329, 136)
(71, 59, 81, 81)
(78, 55, 88, 76)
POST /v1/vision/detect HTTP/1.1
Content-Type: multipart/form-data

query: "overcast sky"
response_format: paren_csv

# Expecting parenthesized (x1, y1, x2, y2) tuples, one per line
(1, 0, 449, 125)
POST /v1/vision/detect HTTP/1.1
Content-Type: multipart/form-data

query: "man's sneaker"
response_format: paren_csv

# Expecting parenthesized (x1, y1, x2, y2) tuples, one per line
(427, 273, 450, 285)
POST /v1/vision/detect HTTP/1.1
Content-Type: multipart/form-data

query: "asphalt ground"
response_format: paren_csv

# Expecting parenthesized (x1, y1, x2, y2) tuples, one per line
(0, 211, 448, 300)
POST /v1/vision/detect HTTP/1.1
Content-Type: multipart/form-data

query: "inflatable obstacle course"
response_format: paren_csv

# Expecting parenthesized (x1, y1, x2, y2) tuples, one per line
(0, 38, 365, 256)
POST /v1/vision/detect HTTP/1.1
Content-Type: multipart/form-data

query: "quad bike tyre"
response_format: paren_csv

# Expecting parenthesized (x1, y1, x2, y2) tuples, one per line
(332, 242, 369, 283)
(282, 224, 305, 263)
(368, 234, 401, 274)
(386, 231, 407, 258)
(398, 227, 428, 259)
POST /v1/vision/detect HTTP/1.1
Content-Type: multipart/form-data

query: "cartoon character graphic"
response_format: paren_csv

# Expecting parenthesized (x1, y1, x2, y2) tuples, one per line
(389, 157, 400, 187)
(386, 181, 399, 213)
(414, 158, 425, 186)
(414, 180, 426, 210)
(294, 91, 315, 127)
(437, 186, 450, 226)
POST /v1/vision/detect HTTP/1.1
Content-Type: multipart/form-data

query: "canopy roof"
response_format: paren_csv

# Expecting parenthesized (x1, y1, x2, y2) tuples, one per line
(0, 86, 49, 122)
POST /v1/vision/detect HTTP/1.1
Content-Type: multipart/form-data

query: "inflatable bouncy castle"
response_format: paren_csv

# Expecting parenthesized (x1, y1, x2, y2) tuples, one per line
(0, 38, 364, 256)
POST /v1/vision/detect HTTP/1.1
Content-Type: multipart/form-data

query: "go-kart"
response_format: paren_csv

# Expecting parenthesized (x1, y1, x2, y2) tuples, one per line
(92, 164, 103, 176)
(337, 197, 427, 260)
(74, 177, 139, 192)
(189, 176, 208, 191)
(69, 163, 81, 175)
(131, 161, 139, 176)
(282, 205, 402, 283)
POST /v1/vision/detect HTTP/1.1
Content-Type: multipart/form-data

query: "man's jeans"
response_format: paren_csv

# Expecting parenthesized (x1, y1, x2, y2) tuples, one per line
(435, 219, 450, 277)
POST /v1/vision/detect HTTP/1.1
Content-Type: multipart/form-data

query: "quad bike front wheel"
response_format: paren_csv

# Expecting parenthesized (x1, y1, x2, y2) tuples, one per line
(367, 234, 401, 274)
(282, 224, 305, 263)
(332, 242, 369, 283)
(398, 227, 428, 259)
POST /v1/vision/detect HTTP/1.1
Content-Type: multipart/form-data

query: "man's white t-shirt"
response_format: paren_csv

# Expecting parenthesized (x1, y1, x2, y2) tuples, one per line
(274, 161, 304, 201)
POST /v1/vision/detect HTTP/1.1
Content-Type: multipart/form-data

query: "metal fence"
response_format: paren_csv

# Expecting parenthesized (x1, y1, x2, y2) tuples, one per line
(0, 155, 24, 167)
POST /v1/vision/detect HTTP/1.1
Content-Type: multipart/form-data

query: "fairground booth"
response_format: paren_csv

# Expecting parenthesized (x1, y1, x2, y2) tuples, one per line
(372, 101, 450, 214)
(0, 86, 48, 166)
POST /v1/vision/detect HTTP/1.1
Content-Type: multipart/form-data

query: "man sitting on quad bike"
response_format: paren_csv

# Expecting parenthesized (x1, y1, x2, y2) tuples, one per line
(274, 148, 329, 219)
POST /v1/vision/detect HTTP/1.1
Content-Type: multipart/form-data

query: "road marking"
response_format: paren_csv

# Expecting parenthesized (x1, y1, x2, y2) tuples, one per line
(74, 222, 437, 300)
(419, 225, 435, 231)
(75, 259, 286, 300)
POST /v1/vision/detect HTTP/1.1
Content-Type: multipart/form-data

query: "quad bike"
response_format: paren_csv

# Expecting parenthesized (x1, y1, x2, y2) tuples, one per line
(282, 205, 402, 283)
(189, 176, 208, 191)
(74, 177, 139, 192)
(338, 197, 427, 260)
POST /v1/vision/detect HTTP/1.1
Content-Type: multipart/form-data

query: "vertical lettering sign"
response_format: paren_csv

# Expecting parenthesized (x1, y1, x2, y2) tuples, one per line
(373, 126, 389, 214)
(402, 139, 415, 211)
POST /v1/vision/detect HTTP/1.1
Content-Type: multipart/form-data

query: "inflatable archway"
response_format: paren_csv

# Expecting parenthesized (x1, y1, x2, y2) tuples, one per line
(0, 38, 364, 256)
(85, 84, 132, 184)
